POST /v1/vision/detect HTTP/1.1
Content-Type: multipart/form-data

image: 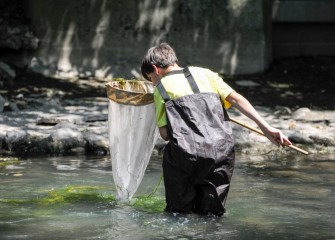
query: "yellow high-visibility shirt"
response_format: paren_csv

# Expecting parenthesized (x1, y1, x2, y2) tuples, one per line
(154, 66, 235, 128)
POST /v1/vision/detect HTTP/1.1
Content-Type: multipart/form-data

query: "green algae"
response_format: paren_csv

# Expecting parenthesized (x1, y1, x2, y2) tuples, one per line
(131, 175, 165, 213)
(112, 78, 127, 88)
(0, 185, 116, 206)
(40, 185, 116, 205)
(131, 195, 165, 213)
(0, 157, 21, 168)
(0, 184, 166, 213)
(0, 172, 167, 213)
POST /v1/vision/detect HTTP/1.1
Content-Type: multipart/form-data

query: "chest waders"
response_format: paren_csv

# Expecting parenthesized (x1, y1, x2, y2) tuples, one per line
(156, 67, 235, 216)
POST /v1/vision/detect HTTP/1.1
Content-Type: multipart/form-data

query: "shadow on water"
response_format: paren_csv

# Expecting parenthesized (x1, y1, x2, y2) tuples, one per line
(0, 153, 334, 239)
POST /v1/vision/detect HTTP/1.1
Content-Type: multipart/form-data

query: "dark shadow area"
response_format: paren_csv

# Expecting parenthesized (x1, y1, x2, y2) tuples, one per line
(7, 69, 106, 99)
(2, 55, 334, 111)
(226, 56, 335, 110)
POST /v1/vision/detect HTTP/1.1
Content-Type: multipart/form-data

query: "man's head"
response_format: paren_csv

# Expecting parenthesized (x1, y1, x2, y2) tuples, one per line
(141, 42, 178, 81)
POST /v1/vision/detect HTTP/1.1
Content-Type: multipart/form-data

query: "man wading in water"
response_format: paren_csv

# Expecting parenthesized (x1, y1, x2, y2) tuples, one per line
(141, 42, 292, 216)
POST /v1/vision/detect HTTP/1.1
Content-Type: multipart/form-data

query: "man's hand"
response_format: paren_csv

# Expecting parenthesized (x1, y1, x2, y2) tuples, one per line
(262, 126, 292, 147)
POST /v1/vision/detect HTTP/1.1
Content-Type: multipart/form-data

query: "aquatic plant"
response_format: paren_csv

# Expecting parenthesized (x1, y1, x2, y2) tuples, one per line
(41, 185, 116, 205)
(0, 184, 166, 213)
(131, 175, 165, 213)
(0, 178, 166, 213)
(0, 185, 116, 206)
(0, 157, 21, 168)
(131, 195, 165, 213)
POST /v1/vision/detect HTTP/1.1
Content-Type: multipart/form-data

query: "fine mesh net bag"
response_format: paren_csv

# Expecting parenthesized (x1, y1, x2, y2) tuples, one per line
(106, 80, 158, 200)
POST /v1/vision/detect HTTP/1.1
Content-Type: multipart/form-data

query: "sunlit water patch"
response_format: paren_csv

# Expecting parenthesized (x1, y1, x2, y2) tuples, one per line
(0, 154, 334, 239)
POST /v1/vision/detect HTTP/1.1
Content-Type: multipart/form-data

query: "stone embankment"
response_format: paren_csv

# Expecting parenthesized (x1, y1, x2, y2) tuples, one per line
(0, 86, 334, 158)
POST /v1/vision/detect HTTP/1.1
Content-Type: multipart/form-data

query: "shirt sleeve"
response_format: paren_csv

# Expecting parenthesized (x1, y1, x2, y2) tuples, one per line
(153, 88, 168, 127)
(211, 71, 235, 109)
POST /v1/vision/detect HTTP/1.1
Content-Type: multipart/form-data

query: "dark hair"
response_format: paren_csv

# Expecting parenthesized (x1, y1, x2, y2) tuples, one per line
(141, 42, 178, 80)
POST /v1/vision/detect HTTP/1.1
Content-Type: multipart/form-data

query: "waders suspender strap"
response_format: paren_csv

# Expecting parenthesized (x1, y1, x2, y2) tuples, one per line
(156, 82, 170, 102)
(156, 67, 200, 102)
(183, 67, 200, 94)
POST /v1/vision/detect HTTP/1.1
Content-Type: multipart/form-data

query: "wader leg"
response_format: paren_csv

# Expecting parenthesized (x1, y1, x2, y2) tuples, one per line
(194, 151, 235, 216)
(194, 182, 225, 216)
(162, 144, 196, 213)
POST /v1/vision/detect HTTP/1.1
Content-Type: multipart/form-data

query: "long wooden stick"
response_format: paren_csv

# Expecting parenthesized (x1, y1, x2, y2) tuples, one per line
(229, 117, 309, 155)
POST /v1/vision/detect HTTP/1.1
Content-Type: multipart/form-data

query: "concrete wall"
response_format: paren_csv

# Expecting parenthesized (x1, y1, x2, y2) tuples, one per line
(272, 0, 335, 59)
(23, 0, 272, 79)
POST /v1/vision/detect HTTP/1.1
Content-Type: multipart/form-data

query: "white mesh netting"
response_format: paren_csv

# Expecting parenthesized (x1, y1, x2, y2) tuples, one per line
(106, 80, 158, 200)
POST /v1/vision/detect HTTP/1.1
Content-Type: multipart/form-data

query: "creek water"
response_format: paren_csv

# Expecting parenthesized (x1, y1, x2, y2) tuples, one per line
(1, 153, 334, 240)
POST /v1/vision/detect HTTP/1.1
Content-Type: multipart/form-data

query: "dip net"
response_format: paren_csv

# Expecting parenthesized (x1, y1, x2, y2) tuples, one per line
(106, 80, 158, 200)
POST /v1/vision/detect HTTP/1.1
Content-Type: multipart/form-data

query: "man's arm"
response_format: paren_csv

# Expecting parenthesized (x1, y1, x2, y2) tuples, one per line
(226, 91, 291, 146)
(159, 126, 169, 141)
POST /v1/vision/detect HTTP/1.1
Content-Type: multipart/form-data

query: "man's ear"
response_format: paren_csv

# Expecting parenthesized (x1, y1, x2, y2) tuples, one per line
(152, 65, 160, 75)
